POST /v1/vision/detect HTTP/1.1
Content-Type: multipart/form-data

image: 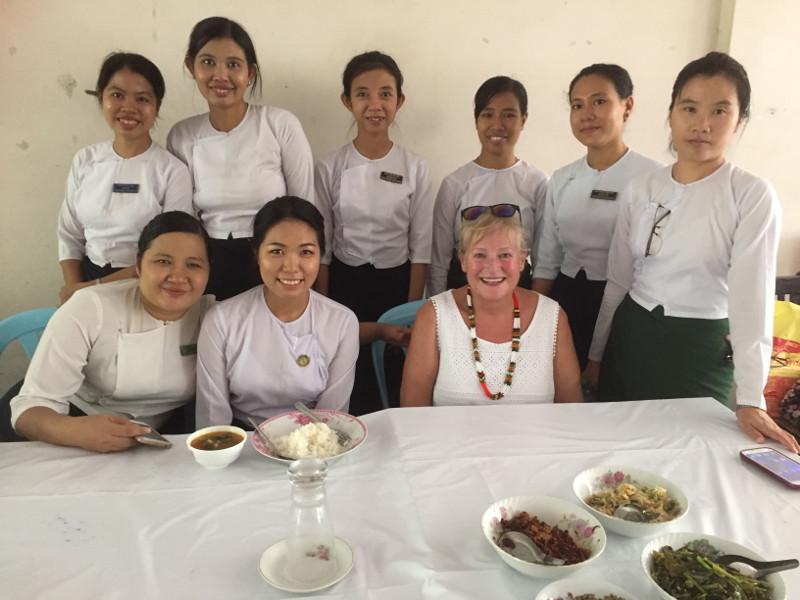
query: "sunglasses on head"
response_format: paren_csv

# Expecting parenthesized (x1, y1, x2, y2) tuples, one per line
(460, 203, 521, 222)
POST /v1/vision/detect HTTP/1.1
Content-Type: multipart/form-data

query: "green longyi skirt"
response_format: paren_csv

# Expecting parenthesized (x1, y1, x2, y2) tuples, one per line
(599, 295, 734, 405)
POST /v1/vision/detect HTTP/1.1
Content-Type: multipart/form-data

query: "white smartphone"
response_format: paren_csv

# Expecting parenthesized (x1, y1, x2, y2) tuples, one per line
(131, 421, 172, 449)
(740, 447, 800, 489)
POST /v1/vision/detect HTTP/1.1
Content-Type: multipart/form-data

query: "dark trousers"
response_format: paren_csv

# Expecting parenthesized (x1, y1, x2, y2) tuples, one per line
(550, 270, 606, 370)
(81, 257, 121, 282)
(207, 236, 262, 301)
(446, 255, 533, 290)
(329, 257, 410, 415)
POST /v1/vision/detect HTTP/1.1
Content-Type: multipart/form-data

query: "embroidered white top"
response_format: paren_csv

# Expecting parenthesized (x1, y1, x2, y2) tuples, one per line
(314, 142, 435, 268)
(534, 149, 662, 281)
(429, 159, 548, 294)
(167, 104, 314, 239)
(196, 287, 359, 427)
(430, 290, 559, 406)
(588, 162, 780, 409)
(57, 141, 193, 266)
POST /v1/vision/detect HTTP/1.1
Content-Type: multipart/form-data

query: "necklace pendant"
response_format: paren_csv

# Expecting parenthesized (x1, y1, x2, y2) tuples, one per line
(296, 354, 310, 367)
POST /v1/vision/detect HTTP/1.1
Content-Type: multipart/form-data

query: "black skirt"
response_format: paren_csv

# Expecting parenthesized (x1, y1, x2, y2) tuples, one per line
(206, 236, 262, 301)
(329, 257, 411, 415)
(81, 257, 121, 282)
(550, 270, 606, 370)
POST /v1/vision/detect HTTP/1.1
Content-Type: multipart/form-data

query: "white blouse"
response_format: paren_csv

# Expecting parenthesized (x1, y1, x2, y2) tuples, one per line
(196, 287, 359, 427)
(429, 159, 548, 295)
(589, 162, 780, 409)
(167, 104, 315, 239)
(314, 142, 435, 268)
(431, 290, 558, 406)
(534, 150, 662, 281)
(10, 280, 213, 428)
(57, 141, 193, 267)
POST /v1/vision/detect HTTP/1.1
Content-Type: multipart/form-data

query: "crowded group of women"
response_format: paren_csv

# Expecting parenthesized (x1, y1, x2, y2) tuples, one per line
(7, 16, 798, 454)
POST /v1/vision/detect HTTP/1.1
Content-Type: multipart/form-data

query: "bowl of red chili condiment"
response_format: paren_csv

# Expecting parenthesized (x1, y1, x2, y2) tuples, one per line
(481, 495, 607, 579)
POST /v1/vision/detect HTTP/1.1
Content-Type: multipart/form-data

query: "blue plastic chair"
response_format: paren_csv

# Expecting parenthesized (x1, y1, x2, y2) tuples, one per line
(371, 300, 425, 409)
(0, 307, 58, 359)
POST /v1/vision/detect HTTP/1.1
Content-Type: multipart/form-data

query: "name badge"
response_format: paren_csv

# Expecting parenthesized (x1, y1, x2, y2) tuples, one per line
(179, 344, 197, 356)
(380, 171, 403, 184)
(590, 189, 618, 201)
(112, 183, 140, 194)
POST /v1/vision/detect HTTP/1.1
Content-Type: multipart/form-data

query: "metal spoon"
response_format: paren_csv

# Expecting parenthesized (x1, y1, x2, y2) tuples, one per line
(497, 531, 566, 566)
(716, 554, 799, 578)
(246, 417, 292, 459)
(612, 504, 658, 522)
(293, 402, 352, 447)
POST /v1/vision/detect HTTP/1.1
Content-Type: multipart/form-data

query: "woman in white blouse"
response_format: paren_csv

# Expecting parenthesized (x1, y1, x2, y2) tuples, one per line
(532, 64, 661, 370)
(400, 209, 583, 407)
(429, 76, 548, 296)
(196, 196, 359, 428)
(168, 17, 315, 300)
(58, 53, 192, 304)
(13, 212, 213, 452)
(587, 52, 798, 452)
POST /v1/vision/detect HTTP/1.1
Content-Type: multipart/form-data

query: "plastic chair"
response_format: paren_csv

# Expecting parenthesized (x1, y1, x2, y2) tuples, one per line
(0, 307, 58, 359)
(371, 300, 425, 409)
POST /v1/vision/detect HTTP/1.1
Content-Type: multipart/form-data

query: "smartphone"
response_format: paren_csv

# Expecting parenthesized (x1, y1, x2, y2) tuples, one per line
(740, 447, 800, 489)
(131, 421, 172, 449)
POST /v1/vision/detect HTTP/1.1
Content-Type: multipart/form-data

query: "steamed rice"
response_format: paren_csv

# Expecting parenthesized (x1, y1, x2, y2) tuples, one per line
(274, 422, 343, 459)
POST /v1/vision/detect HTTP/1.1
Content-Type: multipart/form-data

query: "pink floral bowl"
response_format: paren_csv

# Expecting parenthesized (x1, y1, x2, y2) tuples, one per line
(250, 409, 367, 465)
(481, 495, 607, 579)
(572, 467, 689, 538)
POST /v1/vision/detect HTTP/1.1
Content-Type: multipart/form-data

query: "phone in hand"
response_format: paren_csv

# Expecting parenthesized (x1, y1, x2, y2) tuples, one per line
(131, 421, 172, 449)
(740, 447, 800, 489)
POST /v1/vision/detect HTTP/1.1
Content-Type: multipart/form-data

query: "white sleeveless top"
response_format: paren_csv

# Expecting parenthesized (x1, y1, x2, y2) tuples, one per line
(431, 290, 558, 406)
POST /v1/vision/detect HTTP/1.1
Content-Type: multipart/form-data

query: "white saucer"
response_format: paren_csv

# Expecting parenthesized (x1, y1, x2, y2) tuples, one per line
(258, 536, 354, 593)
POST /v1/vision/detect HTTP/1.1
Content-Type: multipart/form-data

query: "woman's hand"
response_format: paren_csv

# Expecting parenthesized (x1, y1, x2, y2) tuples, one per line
(381, 324, 411, 347)
(582, 360, 601, 390)
(68, 415, 151, 453)
(736, 406, 800, 453)
(59, 280, 94, 305)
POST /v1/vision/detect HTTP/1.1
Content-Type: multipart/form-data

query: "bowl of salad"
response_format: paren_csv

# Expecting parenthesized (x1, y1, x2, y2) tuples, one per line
(641, 532, 786, 600)
(572, 466, 688, 537)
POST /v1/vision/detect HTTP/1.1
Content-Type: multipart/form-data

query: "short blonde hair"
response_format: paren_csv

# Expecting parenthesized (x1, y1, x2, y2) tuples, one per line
(458, 211, 528, 255)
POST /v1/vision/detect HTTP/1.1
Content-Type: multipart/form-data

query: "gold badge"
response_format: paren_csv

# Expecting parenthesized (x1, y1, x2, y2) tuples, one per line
(296, 354, 310, 367)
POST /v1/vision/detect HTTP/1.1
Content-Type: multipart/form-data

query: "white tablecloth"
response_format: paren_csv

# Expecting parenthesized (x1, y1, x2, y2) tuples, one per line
(1, 398, 798, 599)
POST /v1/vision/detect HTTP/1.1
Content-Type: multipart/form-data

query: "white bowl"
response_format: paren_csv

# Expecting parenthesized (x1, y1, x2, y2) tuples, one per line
(481, 495, 606, 580)
(251, 409, 367, 465)
(186, 425, 247, 469)
(536, 577, 634, 600)
(641, 532, 787, 600)
(572, 466, 689, 537)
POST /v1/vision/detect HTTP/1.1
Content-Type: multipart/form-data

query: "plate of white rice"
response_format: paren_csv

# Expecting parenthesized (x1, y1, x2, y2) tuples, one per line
(251, 409, 367, 464)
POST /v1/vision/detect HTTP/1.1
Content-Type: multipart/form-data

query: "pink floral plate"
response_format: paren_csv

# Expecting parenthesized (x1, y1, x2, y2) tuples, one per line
(250, 409, 368, 465)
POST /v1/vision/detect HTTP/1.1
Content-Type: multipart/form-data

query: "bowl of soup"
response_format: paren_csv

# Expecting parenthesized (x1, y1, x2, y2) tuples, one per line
(186, 425, 247, 469)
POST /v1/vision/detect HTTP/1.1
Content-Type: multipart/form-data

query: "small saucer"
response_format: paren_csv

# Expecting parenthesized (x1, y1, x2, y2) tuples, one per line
(258, 536, 354, 593)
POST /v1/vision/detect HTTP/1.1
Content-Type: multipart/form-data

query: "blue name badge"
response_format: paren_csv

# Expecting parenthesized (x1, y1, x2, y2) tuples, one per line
(112, 183, 140, 194)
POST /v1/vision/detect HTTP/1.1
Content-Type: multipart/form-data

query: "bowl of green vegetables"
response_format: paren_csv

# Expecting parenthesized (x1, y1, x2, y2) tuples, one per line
(641, 533, 786, 600)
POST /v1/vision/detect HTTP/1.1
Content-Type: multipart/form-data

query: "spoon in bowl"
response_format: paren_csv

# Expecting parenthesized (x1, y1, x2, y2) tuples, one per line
(247, 417, 292, 459)
(497, 531, 566, 566)
(293, 402, 352, 447)
(612, 504, 659, 522)
(716, 554, 798, 578)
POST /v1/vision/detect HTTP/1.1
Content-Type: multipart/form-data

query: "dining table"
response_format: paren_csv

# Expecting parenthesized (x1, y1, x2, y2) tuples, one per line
(1, 397, 798, 599)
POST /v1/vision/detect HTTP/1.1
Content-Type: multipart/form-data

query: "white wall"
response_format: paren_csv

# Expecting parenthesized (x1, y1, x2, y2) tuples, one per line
(4, 0, 795, 386)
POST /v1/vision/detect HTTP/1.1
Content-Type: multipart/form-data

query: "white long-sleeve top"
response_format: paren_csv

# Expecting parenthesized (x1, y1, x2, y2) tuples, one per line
(314, 142, 434, 268)
(167, 104, 314, 239)
(533, 150, 662, 281)
(10, 280, 213, 428)
(588, 162, 780, 409)
(57, 141, 193, 266)
(196, 287, 359, 427)
(428, 160, 548, 295)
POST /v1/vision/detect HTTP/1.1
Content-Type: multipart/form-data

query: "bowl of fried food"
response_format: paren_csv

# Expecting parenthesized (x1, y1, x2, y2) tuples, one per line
(642, 533, 786, 600)
(481, 495, 606, 579)
(572, 467, 688, 537)
(535, 577, 634, 600)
